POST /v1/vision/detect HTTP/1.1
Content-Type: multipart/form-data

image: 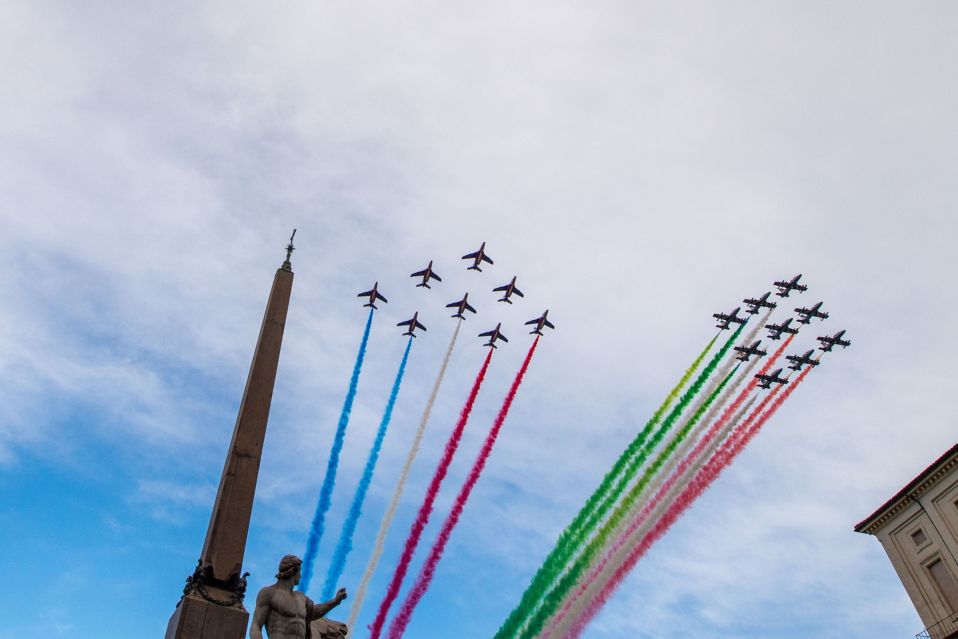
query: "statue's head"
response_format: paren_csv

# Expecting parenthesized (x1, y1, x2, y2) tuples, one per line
(276, 555, 303, 584)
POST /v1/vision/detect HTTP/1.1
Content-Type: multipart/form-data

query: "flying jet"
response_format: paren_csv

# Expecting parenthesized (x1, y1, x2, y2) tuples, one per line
(766, 318, 799, 340)
(358, 282, 388, 309)
(713, 307, 746, 330)
(479, 323, 508, 348)
(755, 368, 788, 389)
(525, 310, 555, 336)
(743, 292, 777, 315)
(734, 340, 767, 362)
(795, 301, 829, 324)
(773, 274, 808, 298)
(462, 242, 494, 272)
(446, 293, 478, 319)
(397, 312, 427, 337)
(817, 329, 851, 352)
(493, 276, 524, 304)
(410, 261, 442, 288)
(786, 349, 820, 371)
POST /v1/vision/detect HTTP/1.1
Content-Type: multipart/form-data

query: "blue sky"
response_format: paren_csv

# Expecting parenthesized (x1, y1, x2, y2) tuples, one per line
(2, 2, 957, 638)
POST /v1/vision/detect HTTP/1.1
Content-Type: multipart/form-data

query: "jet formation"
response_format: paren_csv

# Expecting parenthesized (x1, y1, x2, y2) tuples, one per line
(355, 242, 555, 348)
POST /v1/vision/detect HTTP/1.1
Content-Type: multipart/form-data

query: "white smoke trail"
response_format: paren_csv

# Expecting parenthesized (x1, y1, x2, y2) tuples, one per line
(543, 310, 772, 638)
(346, 320, 461, 634)
(554, 394, 759, 639)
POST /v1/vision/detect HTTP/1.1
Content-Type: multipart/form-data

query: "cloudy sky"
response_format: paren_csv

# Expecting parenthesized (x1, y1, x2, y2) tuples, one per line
(2, 1, 957, 637)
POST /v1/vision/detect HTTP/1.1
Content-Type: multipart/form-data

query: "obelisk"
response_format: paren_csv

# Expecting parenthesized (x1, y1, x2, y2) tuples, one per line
(166, 232, 296, 639)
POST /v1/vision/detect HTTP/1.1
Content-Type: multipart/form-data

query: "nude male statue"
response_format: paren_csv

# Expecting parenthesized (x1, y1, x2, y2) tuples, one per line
(250, 555, 348, 639)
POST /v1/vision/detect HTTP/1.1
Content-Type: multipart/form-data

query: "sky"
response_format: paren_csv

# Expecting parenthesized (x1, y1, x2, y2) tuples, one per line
(1, 1, 957, 637)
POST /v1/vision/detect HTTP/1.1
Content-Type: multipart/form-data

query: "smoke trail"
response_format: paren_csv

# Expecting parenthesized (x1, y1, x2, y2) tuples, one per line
(518, 356, 739, 639)
(551, 331, 792, 637)
(387, 338, 541, 638)
(301, 308, 374, 593)
(347, 321, 461, 632)
(493, 333, 718, 639)
(369, 348, 494, 639)
(569, 365, 815, 637)
(323, 336, 414, 600)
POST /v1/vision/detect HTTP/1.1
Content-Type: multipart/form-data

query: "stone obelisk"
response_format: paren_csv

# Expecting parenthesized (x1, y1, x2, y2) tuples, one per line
(166, 233, 296, 639)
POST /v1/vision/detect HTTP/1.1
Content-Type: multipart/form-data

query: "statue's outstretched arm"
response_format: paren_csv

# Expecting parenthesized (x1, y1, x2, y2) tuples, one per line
(311, 588, 347, 619)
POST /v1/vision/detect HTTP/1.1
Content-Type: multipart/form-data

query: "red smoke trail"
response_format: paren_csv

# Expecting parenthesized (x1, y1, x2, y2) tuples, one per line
(547, 334, 798, 636)
(387, 338, 540, 638)
(368, 349, 494, 639)
(568, 364, 815, 638)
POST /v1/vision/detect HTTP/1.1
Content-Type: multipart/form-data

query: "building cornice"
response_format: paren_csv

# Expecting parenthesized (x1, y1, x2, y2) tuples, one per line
(855, 444, 958, 535)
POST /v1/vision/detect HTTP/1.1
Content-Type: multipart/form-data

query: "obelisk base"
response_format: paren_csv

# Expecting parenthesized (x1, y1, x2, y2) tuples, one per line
(164, 592, 249, 639)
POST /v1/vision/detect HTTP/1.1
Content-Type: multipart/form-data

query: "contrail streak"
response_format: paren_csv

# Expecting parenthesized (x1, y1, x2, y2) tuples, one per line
(369, 348, 494, 639)
(346, 321, 461, 633)
(493, 333, 718, 639)
(567, 357, 815, 637)
(301, 308, 374, 593)
(323, 336, 414, 600)
(387, 337, 541, 638)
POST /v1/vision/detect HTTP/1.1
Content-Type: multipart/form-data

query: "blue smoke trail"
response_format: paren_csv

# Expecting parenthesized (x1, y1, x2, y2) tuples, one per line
(300, 308, 374, 593)
(321, 336, 413, 599)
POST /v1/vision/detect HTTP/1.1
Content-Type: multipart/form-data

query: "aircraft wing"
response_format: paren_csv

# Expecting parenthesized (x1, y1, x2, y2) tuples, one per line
(462, 250, 479, 259)
(446, 300, 461, 308)
(544, 319, 555, 329)
(358, 289, 373, 298)
(397, 319, 413, 327)
(499, 332, 508, 342)
(493, 284, 509, 292)
(415, 320, 427, 331)
(514, 287, 524, 297)
(411, 268, 428, 277)
(524, 318, 538, 325)
(465, 302, 477, 313)
(376, 291, 388, 303)
(478, 329, 494, 337)
(482, 254, 494, 264)
(431, 272, 441, 282)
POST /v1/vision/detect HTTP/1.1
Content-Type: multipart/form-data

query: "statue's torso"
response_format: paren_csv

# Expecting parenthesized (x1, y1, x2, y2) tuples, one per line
(264, 587, 309, 639)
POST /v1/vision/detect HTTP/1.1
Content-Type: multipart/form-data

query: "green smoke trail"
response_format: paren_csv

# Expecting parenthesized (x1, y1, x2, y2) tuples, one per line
(492, 333, 718, 639)
(520, 358, 740, 639)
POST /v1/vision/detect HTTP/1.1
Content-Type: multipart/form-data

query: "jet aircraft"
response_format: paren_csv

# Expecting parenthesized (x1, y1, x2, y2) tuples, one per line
(479, 323, 508, 348)
(713, 307, 746, 330)
(358, 282, 388, 309)
(755, 368, 788, 389)
(493, 276, 524, 303)
(734, 340, 767, 362)
(525, 310, 555, 336)
(462, 242, 494, 272)
(786, 349, 820, 371)
(410, 261, 442, 288)
(795, 301, 829, 324)
(817, 330, 851, 352)
(773, 274, 808, 297)
(446, 293, 478, 319)
(397, 312, 427, 337)
(743, 292, 777, 314)
(766, 318, 799, 340)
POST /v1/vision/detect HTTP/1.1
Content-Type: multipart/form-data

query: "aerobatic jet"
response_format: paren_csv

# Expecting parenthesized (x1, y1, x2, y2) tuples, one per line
(525, 310, 555, 336)
(713, 307, 747, 330)
(766, 318, 799, 340)
(446, 293, 478, 319)
(755, 368, 788, 389)
(493, 276, 524, 304)
(743, 292, 777, 315)
(410, 261, 442, 288)
(358, 282, 388, 309)
(397, 312, 427, 337)
(479, 323, 508, 348)
(817, 329, 851, 352)
(786, 349, 820, 371)
(773, 274, 808, 297)
(795, 301, 829, 324)
(734, 340, 767, 362)
(462, 242, 494, 272)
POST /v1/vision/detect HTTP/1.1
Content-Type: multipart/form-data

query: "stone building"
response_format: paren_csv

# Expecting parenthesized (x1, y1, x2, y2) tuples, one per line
(855, 442, 958, 639)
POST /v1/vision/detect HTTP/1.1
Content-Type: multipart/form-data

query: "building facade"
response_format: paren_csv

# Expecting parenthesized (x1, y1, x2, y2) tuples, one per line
(856, 442, 958, 639)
